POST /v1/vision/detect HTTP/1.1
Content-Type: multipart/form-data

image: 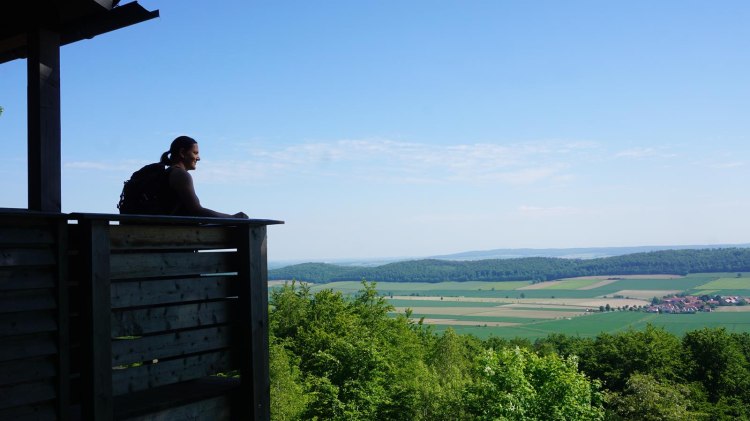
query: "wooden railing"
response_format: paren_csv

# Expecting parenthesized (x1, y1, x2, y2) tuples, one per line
(0, 210, 282, 420)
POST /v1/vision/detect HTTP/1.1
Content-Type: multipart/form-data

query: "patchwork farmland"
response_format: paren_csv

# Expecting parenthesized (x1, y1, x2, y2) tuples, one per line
(283, 272, 750, 340)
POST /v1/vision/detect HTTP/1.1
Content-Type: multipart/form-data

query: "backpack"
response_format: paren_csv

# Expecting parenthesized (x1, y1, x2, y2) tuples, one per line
(117, 163, 171, 215)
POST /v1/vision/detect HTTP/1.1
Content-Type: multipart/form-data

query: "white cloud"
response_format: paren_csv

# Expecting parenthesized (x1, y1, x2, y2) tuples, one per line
(517, 205, 583, 217)
(708, 161, 745, 169)
(234, 138, 595, 185)
(615, 147, 677, 159)
(61, 139, 599, 187)
(65, 160, 147, 171)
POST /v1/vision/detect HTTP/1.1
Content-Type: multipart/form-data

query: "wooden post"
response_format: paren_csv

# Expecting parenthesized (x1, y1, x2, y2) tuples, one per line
(26, 27, 62, 212)
(236, 224, 270, 421)
(55, 218, 70, 421)
(78, 219, 113, 421)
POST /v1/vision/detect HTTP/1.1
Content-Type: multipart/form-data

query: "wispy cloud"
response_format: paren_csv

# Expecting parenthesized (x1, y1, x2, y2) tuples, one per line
(62, 139, 599, 186)
(232, 138, 595, 185)
(65, 160, 147, 171)
(615, 147, 677, 159)
(518, 205, 582, 217)
(708, 161, 745, 169)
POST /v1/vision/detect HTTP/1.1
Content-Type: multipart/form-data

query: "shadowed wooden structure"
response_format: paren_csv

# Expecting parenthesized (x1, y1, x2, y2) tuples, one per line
(1, 2, 281, 420)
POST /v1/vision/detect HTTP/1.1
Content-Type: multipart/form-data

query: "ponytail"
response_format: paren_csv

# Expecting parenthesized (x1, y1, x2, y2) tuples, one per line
(161, 135, 197, 165)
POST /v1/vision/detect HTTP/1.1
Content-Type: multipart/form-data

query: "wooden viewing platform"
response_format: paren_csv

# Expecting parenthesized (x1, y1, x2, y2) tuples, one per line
(2, 2, 284, 418)
(1, 210, 282, 420)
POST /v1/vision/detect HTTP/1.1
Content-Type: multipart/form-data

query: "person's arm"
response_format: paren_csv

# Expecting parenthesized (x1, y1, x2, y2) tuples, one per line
(169, 167, 247, 218)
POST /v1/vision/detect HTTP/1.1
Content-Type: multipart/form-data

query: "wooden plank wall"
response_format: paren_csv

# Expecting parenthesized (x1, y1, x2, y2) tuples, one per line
(104, 223, 247, 420)
(0, 214, 273, 421)
(0, 214, 68, 421)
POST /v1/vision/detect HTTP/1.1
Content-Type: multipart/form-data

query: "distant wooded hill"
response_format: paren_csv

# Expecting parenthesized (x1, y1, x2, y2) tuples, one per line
(268, 248, 750, 283)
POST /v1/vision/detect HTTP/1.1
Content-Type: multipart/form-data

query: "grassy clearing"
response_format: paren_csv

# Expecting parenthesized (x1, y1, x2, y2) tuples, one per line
(605, 278, 709, 290)
(696, 277, 750, 290)
(693, 289, 750, 296)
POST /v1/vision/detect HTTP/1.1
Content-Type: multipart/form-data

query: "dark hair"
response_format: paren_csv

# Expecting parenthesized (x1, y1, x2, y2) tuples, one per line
(160, 136, 198, 165)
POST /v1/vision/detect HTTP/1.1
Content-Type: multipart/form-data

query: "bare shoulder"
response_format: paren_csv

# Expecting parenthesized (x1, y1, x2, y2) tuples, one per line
(168, 166, 192, 186)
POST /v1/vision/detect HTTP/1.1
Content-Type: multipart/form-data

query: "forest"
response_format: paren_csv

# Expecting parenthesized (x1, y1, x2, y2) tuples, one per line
(269, 248, 750, 283)
(267, 282, 750, 420)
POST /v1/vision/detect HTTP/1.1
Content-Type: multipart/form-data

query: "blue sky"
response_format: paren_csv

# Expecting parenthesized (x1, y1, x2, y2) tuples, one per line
(2, 0, 749, 262)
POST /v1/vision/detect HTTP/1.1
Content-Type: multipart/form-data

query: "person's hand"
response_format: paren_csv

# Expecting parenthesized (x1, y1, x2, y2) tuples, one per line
(233, 212, 249, 219)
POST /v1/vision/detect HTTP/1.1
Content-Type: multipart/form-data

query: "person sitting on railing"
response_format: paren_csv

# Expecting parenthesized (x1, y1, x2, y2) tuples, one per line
(160, 135, 248, 218)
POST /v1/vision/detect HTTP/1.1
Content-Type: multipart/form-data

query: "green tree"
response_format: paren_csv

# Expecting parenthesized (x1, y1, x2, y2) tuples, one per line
(269, 340, 307, 420)
(270, 281, 438, 420)
(607, 373, 702, 421)
(463, 347, 604, 420)
(682, 328, 750, 404)
(580, 325, 683, 392)
(421, 328, 475, 420)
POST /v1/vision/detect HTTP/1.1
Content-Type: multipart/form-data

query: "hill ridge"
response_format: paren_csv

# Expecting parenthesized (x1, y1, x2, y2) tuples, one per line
(269, 247, 750, 284)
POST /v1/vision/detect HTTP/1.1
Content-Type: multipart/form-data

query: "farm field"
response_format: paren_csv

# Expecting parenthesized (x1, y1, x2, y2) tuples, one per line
(434, 311, 750, 340)
(285, 272, 750, 340)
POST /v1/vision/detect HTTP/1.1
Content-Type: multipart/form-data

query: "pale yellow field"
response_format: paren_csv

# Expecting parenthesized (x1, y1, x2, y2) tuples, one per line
(503, 303, 590, 310)
(610, 290, 682, 299)
(269, 280, 292, 287)
(579, 279, 618, 290)
(417, 318, 520, 327)
(393, 306, 583, 319)
(518, 280, 567, 290)
(391, 295, 650, 309)
(391, 296, 514, 303)
(713, 306, 750, 312)
(577, 298, 650, 307)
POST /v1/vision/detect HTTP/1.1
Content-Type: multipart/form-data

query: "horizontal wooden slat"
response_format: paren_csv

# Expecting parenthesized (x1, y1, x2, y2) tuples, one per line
(0, 289, 56, 314)
(112, 325, 233, 366)
(114, 376, 239, 421)
(0, 356, 57, 386)
(0, 401, 56, 421)
(0, 378, 56, 410)
(110, 251, 236, 280)
(0, 267, 55, 291)
(0, 226, 55, 246)
(110, 225, 235, 251)
(0, 333, 58, 362)
(120, 395, 231, 421)
(111, 276, 237, 309)
(112, 300, 234, 337)
(0, 248, 55, 267)
(112, 350, 235, 396)
(0, 310, 57, 336)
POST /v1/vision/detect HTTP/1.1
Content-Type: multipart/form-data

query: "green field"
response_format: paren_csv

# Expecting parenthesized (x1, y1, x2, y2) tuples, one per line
(695, 277, 750, 290)
(427, 311, 750, 340)
(298, 273, 750, 340)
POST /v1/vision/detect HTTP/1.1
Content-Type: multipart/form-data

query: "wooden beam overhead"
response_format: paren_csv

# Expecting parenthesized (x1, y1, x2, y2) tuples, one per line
(0, 1, 159, 64)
